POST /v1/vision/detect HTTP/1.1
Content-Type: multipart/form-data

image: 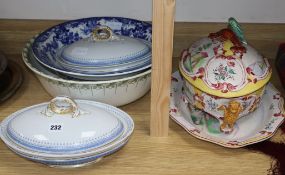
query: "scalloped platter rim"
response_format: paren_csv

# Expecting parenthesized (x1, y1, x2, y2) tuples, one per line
(170, 71, 285, 148)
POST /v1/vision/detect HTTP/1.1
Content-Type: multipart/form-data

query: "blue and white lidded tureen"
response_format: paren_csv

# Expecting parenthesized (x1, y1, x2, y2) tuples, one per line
(0, 96, 134, 167)
(34, 25, 152, 79)
(31, 17, 152, 81)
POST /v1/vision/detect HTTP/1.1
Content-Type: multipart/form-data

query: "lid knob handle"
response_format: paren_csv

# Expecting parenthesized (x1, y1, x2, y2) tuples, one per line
(42, 96, 79, 117)
(92, 26, 114, 41)
(228, 17, 247, 45)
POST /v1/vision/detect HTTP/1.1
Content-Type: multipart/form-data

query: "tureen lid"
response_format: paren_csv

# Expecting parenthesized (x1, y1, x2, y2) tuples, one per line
(58, 26, 151, 67)
(4, 96, 128, 153)
(180, 18, 272, 98)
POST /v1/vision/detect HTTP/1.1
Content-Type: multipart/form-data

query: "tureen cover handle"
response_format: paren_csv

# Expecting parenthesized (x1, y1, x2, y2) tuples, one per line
(228, 17, 247, 45)
(42, 96, 80, 118)
(92, 26, 120, 41)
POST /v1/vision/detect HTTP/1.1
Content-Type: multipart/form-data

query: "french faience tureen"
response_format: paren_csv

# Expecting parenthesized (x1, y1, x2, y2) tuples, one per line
(179, 18, 272, 133)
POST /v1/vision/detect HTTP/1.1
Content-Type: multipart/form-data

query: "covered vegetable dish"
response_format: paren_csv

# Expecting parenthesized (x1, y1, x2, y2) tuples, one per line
(179, 18, 272, 133)
(0, 96, 134, 167)
(32, 23, 151, 80)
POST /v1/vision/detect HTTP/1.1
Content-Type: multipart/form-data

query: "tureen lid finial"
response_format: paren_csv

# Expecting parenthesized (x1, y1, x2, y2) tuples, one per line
(228, 17, 247, 45)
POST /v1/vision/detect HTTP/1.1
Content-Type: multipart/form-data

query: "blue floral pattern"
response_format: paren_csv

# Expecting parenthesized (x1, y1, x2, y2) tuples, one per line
(32, 17, 152, 71)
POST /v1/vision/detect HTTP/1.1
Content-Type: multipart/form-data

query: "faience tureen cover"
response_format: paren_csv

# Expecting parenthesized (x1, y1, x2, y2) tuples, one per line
(180, 18, 272, 98)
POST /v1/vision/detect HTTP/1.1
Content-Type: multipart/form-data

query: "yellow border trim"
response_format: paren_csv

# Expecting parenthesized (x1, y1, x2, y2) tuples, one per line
(179, 64, 272, 98)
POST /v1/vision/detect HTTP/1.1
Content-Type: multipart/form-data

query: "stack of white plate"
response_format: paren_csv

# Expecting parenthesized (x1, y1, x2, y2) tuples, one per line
(0, 96, 134, 167)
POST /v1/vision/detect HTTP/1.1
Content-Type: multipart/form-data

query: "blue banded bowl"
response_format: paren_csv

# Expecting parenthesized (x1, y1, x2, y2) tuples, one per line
(7, 137, 129, 168)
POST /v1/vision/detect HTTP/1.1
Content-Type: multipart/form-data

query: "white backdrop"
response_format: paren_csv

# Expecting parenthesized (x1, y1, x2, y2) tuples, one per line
(1, 0, 285, 23)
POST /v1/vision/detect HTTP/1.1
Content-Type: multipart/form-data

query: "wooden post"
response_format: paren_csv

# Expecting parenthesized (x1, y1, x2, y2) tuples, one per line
(150, 0, 176, 136)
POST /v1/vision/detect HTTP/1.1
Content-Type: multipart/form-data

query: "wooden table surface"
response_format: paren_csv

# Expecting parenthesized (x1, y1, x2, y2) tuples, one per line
(0, 19, 285, 175)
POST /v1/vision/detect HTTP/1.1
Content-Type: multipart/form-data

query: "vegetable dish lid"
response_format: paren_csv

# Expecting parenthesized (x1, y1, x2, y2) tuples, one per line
(58, 26, 151, 67)
(3, 96, 129, 153)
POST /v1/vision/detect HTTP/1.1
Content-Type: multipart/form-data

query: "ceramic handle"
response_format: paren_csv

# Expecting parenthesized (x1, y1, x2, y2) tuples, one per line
(92, 26, 114, 41)
(228, 17, 247, 45)
(45, 96, 79, 118)
(218, 100, 243, 133)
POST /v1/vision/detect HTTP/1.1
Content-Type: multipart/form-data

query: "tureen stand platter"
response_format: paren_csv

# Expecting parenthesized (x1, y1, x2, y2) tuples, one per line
(170, 71, 285, 148)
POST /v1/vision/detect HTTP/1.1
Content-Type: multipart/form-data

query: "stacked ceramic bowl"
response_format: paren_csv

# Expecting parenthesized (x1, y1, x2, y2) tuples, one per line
(22, 17, 152, 106)
(0, 96, 134, 167)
